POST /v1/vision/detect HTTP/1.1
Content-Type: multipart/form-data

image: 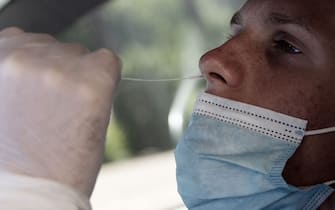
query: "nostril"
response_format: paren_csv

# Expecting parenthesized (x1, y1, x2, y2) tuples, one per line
(209, 72, 227, 83)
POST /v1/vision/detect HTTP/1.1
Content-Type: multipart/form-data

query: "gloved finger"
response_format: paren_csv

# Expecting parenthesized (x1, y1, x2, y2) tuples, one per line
(0, 44, 62, 77)
(0, 33, 57, 61)
(0, 27, 24, 38)
(0, 33, 57, 50)
(45, 42, 90, 58)
(76, 48, 122, 105)
(80, 48, 121, 80)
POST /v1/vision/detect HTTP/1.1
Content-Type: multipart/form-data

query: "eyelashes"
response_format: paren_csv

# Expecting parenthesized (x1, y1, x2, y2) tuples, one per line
(273, 39, 302, 54)
(224, 32, 302, 55)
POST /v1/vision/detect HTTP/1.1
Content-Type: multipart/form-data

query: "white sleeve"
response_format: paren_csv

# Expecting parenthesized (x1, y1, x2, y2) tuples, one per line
(0, 172, 91, 210)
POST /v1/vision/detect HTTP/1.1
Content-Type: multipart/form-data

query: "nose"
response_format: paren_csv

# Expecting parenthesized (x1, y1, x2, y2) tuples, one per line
(199, 43, 244, 96)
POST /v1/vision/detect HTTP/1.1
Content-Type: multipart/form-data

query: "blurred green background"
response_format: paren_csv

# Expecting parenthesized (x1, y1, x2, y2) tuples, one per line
(59, 0, 244, 162)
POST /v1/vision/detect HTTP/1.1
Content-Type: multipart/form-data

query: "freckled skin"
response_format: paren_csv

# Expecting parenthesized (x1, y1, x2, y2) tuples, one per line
(200, 0, 335, 208)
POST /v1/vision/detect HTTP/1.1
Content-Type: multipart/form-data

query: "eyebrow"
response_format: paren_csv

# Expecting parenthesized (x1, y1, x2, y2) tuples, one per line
(230, 11, 310, 32)
(268, 12, 310, 31)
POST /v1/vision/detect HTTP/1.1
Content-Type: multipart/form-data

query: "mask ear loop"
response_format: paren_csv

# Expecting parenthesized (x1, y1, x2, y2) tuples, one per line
(121, 75, 204, 82)
(305, 127, 335, 136)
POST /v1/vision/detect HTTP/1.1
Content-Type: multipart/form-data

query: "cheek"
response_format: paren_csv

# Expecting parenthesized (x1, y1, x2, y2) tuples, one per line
(250, 75, 335, 129)
(272, 87, 319, 119)
(305, 83, 335, 129)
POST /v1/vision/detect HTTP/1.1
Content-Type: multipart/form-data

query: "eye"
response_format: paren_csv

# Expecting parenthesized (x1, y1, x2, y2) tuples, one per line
(273, 40, 302, 54)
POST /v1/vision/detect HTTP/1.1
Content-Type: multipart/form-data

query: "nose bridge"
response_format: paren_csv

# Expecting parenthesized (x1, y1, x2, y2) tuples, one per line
(217, 40, 245, 72)
(219, 31, 261, 71)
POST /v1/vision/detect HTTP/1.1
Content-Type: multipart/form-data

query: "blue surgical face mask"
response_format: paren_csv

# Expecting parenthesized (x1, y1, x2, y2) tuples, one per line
(175, 92, 335, 210)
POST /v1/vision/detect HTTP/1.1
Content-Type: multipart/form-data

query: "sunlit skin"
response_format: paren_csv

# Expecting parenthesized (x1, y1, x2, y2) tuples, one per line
(199, 0, 335, 208)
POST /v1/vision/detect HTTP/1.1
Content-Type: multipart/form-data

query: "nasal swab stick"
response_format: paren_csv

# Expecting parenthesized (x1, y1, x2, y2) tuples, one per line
(121, 75, 204, 82)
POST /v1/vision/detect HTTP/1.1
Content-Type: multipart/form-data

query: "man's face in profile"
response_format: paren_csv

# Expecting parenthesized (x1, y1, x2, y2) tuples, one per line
(200, 0, 335, 130)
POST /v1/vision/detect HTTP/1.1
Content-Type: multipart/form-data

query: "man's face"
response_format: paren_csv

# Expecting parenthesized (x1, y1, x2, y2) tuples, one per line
(200, 0, 335, 129)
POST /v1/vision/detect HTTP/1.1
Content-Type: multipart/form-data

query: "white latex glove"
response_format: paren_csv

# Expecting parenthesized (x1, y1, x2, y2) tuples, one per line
(0, 27, 121, 198)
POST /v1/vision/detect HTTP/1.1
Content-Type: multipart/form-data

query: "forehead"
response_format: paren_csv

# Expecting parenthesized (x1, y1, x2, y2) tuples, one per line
(241, 0, 335, 22)
(241, 0, 335, 37)
(243, 0, 335, 14)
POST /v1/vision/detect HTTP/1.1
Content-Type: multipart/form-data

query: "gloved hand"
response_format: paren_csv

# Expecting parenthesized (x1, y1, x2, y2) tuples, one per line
(0, 27, 121, 197)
